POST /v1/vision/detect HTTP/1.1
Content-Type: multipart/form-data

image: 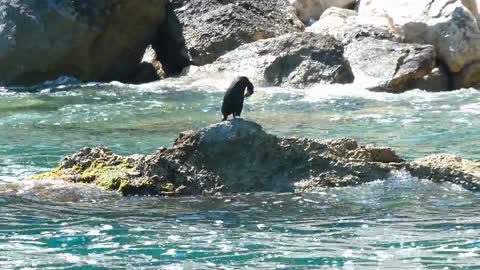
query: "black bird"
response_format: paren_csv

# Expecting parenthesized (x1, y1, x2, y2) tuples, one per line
(221, 76, 254, 121)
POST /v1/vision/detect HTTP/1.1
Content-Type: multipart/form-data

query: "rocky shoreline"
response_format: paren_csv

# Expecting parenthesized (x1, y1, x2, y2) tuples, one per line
(2, 0, 480, 92)
(32, 120, 480, 196)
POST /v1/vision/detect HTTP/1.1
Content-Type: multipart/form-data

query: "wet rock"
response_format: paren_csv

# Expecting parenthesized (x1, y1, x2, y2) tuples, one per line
(189, 32, 354, 87)
(408, 154, 480, 191)
(358, 0, 480, 88)
(0, 0, 168, 86)
(171, 0, 303, 66)
(346, 38, 436, 93)
(33, 120, 402, 196)
(290, 0, 357, 25)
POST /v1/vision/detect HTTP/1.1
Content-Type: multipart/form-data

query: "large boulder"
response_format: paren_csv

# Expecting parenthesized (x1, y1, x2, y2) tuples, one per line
(33, 120, 403, 195)
(358, 0, 480, 88)
(307, 8, 437, 92)
(290, 0, 357, 25)
(188, 32, 354, 87)
(408, 154, 480, 191)
(345, 38, 436, 92)
(171, 0, 303, 66)
(0, 0, 168, 86)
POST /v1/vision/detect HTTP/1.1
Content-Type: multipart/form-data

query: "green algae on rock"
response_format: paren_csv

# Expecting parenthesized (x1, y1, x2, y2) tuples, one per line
(32, 120, 409, 196)
(32, 147, 155, 196)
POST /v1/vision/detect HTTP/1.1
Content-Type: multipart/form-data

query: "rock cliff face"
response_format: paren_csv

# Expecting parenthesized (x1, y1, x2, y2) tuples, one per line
(33, 120, 404, 195)
(0, 0, 168, 86)
(3, 0, 480, 90)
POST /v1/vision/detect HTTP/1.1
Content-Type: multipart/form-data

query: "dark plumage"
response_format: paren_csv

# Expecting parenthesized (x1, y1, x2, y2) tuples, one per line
(221, 76, 254, 121)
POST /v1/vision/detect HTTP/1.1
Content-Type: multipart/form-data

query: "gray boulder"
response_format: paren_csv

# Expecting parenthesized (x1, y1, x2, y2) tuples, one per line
(358, 0, 480, 89)
(171, 0, 303, 66)
(33, 119, 403, 195)
(0, 0, 168, 86)
(408, 154, 480, 191)
(307, 7, 438, 93)
(189, 32, 354, 88)
(345, 38, 436, 93)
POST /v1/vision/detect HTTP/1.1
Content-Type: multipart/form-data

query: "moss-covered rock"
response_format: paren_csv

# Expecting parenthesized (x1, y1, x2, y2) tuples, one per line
(32, 120, 412, 196)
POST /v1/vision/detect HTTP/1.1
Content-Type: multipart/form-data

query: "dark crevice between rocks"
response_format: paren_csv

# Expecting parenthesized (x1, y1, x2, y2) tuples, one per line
(153, 2, 191, 76)
(410, 59, 454, 92)
(129, 2, 191, 84)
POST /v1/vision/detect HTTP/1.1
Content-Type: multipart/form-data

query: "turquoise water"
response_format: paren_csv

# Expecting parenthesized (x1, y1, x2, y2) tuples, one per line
(1, 77, 480, 268)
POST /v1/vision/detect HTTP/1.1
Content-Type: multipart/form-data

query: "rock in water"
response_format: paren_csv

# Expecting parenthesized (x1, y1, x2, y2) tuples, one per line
(189, 32, 354, 87)
(408, 154, 480, 191)
(171, 0, 303, 65)
(0, 0, 167, 86)
(33, 120, 404, 196)
(358, 0, 480, 88)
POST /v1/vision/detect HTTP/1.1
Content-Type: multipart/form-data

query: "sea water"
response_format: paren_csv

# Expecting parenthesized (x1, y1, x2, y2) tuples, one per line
(0, 76, 479, 269)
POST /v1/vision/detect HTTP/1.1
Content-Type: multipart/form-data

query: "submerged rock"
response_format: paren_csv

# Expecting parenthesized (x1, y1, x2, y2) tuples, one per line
(171, 0, 303, 66)
(0, 0, 168, 86)
(408, 154, 480, 191)
(33, 120, 404, 196)
(189, 32, 354, 87)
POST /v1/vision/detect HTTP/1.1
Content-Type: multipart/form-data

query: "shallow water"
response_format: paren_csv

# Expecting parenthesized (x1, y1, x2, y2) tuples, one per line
(1, 77, 480, 268)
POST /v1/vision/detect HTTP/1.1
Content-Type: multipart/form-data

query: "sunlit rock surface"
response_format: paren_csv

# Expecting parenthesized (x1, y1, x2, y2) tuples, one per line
(307, 7, 399, 44)
(33, 120, 406, 196)
(408, 154, 480, 191)
(290, 0, 357, 25)
(307, 7, 437, 92)
(0, 0, 167, 86)
(358, 0, 480, 88)
(346, 38, 436, 93)
(188, 32, 354, 87)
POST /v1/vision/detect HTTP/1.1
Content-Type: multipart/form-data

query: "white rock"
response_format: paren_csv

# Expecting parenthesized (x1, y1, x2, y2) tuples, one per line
(307, 7, 397, 44)
(290, 0, 357, 25)
(358, 0, 480, 74)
